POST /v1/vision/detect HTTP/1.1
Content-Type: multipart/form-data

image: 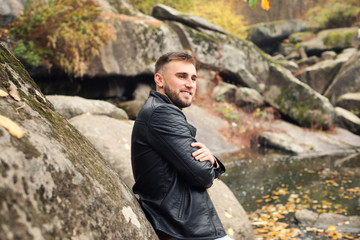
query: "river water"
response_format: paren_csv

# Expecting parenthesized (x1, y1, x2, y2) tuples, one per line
(220, 150, 360, 239)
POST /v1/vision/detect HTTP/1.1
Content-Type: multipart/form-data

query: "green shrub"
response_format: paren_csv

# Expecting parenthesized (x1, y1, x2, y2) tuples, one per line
(10, 0, 116, 77)
(323, 30, 357, 48)
(307, 0, 360, 29)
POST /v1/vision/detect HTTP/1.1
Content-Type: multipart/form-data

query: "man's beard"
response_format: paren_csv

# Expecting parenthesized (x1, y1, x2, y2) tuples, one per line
(164, 85, 193, 109)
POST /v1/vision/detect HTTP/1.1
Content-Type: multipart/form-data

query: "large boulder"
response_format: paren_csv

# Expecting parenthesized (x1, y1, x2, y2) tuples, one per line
(336, 92, 360, 117)
(152, 4, 226, 34)
(69, 115, 134, 188)
(86, 15, 184, 77)
(0, 44, 157, 239)
(264, 64, 335, 129)
(46, 95, 128, 120)
(234, 87, 264, 109)
(246, 20, 312, 53)
(298, 58, 344, 94)
(183, 104, 238, 156)
(256, 120, 360, 156)
(324, 50, 360, 104)
(300, 27, 358, 55)
(335, 107, 360, 135)
(212, 82, 237, 103)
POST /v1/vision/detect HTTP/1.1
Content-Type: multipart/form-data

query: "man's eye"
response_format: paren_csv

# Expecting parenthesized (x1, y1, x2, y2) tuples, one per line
(179, 75, 186, 78)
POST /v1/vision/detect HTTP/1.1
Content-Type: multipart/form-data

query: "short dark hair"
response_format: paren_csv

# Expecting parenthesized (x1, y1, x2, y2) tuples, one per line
(155, 52, 196, 74)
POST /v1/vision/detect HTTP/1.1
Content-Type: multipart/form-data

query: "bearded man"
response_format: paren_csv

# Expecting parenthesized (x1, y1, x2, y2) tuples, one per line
(131, 52, 232, 240)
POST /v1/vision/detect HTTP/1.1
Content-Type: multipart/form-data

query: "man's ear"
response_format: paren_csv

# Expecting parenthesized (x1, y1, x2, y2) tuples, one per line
(154, 73, 164, 88)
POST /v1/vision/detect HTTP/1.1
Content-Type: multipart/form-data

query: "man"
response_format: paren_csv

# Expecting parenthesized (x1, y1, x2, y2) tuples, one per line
(131, 52, 231, 240)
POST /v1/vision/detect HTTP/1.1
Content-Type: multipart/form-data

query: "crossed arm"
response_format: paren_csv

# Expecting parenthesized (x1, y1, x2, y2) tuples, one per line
(149, 105, 223, 188)
(191, 142, 219, 169)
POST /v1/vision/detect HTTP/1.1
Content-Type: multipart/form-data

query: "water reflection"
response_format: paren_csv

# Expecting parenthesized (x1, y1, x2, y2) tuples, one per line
(220, 150, 360, 238)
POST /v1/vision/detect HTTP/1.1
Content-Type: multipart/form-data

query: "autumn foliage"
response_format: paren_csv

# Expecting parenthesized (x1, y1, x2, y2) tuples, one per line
(10, 0, 116, 77)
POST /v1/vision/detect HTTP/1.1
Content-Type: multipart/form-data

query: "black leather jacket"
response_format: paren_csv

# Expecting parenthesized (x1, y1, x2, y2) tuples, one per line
(131, 91, 226, 239)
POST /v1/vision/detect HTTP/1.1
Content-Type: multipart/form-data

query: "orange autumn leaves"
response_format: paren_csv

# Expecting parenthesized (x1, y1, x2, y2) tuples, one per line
(261, 0, 270, 11)
(247, 168, 360, 240)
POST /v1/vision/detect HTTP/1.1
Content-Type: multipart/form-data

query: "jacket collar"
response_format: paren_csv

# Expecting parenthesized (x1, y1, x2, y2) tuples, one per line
(150, 90, 172, 104)
(149, 90, 196, 136)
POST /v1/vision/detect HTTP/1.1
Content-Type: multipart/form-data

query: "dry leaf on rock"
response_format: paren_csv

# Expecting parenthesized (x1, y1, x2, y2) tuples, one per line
(9, 85, 21, 101)
(0, 89, 9, 97)
(0, 115, 25, 138)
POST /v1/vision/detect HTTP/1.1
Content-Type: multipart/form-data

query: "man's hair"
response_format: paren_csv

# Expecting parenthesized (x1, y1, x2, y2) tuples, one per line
(155, 52, 196, 74)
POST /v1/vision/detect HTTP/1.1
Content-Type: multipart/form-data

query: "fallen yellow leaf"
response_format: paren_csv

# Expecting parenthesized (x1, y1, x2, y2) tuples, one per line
(224, 211, 233, 218)
(0, 89, 9, 97)
(9, 85, 21, 101)
(227, 227, 234, 236)
(327, 225, 336, 231)
(0, 115, 24, 138)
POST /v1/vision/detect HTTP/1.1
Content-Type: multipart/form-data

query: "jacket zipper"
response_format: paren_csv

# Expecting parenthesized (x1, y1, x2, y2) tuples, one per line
(206, 192, 218, 235)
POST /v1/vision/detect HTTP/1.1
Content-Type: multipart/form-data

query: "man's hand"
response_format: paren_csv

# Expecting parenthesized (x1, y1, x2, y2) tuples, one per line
(191, 142, 216, 165)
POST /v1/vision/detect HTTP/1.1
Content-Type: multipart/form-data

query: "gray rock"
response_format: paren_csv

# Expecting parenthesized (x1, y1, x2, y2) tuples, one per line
(0, 44, 157, 239)
(285, 50, 301, 61)
(296, 55, 318, 68)
(86, 16, 184, 77)
(275, 59, 299, 73)
(118, 99, 146, 119)
(183, 104, 238, 156)
(234, 87, 264, 109)
(246, 20, 311, 47)
(152, 4, 226, 34)
(196, 76, 213, 95)
(294, 209, 318, 225)
(337, 48, 358, 62)
(69, 115, 134, 187)
(46, 95, 128, 120)
(279, 42, 297, 58)
(195, 69, 216, 96)
(300, 27, 358, 54)
(335, 107, 360, 135)
(298, 59, 344, 94)
(213, 82, 237, 103)
(133, 84, 151, 101)
(321, 51, 337, 60)
(324, 50, 360, 104)
(0, 0, 25, 26)
(289, 31, 315, 44)
(295, 210, 360, 233)
(264, 64, 335, 129)
(273, 54, 286, 61)
(336, 92, 360, 117)
(97, 0, 138, 15)
(257, 120, 360, 156)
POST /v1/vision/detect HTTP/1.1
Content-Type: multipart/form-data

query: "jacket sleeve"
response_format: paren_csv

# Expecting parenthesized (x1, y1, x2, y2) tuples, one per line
(147, 105, 215, 189)
(214, 157, 225, 179)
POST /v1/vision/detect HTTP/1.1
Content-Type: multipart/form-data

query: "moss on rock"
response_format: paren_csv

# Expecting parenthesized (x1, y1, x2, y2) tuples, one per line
(0, 37, 158, 239)
(323, 30, 357, 49)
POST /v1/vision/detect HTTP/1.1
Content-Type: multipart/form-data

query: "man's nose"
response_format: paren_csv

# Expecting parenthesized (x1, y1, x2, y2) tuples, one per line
(185, 77, 195, 88)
